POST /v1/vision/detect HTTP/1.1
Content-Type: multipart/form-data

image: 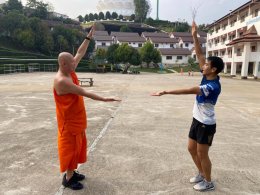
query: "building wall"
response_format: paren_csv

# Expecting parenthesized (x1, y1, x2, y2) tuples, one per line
(96, 41, 112, 49)
(161, 55, 190, 67)
(207, 5, 260, 78)
(153, 43, 176, 49)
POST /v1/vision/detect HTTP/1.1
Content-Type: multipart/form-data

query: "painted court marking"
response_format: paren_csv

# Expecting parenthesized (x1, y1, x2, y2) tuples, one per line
(55, 104, 123, 195)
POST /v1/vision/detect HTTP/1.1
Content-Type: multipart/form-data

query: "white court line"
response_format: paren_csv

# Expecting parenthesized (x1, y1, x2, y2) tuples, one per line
(54, 104, 122, 195)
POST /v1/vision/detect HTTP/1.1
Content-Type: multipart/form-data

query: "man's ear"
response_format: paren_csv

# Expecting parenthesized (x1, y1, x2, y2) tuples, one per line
(211, 67, 217, 73)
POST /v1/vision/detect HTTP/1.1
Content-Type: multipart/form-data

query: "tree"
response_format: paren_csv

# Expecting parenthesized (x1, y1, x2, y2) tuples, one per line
(89, 13, 94, 21)
(130, 14, 135, 21)
(115, 44, 141, 73)
(94, 13, 98, 20)
(57, 35, 69, 51)
(173, 21, 190, 32)
(107, 44, 119, 65)
(134, 0, 151, 23)
(1, 11, 27, 37)
(119, 15, 123, 20)
(26, 0, 49, 19)
(98, 12, 104, 20)
(77, 15, 84, 22)
(84, 14, 89, 22)
(2, 0, 23, 13)
(111, 12, 118, 19)
(140, 42, 161, 68)
(105, 11, 111, 20)
(16, 29, 35, 49)
(95, 48, 106, 60)
(129, 47, 141, 66)
(120, 25, 132, 32)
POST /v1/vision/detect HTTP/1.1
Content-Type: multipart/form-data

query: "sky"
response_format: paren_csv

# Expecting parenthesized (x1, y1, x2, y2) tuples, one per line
(0, 0, 250, 24)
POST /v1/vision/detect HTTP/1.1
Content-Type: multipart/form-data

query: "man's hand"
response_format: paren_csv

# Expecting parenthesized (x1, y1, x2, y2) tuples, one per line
(151, 91, 166, 96)
(192, 21, 198, 37)
(87, 24, 95, 39)
(103, 98, 121, 102)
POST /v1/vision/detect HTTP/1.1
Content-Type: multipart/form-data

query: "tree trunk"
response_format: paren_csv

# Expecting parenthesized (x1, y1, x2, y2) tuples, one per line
(122, 64, 131, 74)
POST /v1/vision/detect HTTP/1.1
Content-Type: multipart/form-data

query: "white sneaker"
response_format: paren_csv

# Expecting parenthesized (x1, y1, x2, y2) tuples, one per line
(193, 179, 215, 191)
(189, 173, 204, 183)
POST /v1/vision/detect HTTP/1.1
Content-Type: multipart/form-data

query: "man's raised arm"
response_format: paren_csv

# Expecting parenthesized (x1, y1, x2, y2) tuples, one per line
(74, 25, 95, 67)
(192, 21, 205, 70)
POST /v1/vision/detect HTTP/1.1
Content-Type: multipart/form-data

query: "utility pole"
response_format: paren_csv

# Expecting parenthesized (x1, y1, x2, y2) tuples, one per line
(156, 0, 159, 20)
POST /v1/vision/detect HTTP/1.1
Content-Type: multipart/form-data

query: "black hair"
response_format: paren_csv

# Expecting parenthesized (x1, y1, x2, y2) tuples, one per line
(207, 56, 224, 74)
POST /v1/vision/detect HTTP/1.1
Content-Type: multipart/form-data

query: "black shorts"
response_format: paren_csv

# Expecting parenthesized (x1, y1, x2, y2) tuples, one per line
(189, 118, 216, 146)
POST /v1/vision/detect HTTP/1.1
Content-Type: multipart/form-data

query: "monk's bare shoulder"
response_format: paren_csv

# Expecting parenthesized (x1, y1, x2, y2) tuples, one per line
(54, 74, 71, 95)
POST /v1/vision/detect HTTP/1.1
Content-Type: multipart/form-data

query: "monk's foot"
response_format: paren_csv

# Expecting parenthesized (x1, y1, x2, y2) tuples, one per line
(72, 171, 85, 181)
(62, 174, 83, 190)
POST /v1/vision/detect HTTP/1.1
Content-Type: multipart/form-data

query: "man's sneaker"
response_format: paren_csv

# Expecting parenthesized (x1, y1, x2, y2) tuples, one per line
(189, 173, 204, 183)
(193, 179, 215, 191)
(72, 171, 85, 181)
(62, 174, 83, 190)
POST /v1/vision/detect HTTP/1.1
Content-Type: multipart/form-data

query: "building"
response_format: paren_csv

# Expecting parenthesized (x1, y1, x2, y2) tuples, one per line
(207, 0, 260, 79)
(159, 48, 191, 67)
(149, 37, 178, 49)
(49, 12, 69, 19)
(142, 32, 170, 39)
(96, 0, 135, 16)
(179, 36, 206, 50)
(94, 36, 113, 49)
(94, 31, 109, 36)
(111, 32, 139, 37)
(116, 36, 146, 48)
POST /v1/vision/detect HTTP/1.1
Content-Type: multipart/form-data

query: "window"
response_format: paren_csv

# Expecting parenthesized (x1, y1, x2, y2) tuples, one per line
(138, 43, 142, 47)
(254, 9, 259, 17)
(177, 56, 183, 60)
(185, 43, 189, 47)
(102, 42, 106, 46)
(241, 16, 245, 22)
(228, 50, 232, 58)
(221, 51, 225, 56)
(180, 44, 183, 48)
(237, 48, 242, 56)
(170, 44, 174, 48)
(155, 44, 159, 48)
(166, 56, 172, 60)
(251, 45, 257, 52)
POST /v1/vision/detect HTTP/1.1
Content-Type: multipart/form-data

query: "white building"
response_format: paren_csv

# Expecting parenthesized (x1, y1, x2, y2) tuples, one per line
(207, 0, 260, 79)
(149, 37, 178, 49)
(94, 36, 113, 49)
(179, 36, 206, 50)
(116, 36, 146, 48)
(159, 48, 191, 68)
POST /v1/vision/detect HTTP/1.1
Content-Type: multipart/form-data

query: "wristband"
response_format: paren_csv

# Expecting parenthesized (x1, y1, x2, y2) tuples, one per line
(85, 37, 91, 40)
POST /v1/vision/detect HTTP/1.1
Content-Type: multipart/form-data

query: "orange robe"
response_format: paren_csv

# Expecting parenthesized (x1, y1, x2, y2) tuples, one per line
(53, 72, 87, 173)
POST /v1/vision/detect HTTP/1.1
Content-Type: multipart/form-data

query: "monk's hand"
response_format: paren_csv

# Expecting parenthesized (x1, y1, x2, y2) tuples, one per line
(103, 98, 121, 102)
(192, 21, 198, 37)
(151, 91, 166, 96)
(87, 24, 95, 39)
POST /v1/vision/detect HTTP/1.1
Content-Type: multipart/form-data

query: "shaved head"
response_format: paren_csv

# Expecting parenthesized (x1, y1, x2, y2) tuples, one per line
(58, 52, 73, 66)
(58, 52, 75, 74)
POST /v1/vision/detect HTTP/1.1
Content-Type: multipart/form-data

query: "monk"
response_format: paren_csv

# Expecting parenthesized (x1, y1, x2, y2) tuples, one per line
(53, 26, 121, 190)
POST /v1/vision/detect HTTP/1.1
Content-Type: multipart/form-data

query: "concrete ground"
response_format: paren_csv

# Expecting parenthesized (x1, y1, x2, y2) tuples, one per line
(0, 72, 259, 195)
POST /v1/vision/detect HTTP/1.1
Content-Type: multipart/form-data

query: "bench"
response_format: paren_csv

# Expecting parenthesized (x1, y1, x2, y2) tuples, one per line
(78, 78, 94, 87)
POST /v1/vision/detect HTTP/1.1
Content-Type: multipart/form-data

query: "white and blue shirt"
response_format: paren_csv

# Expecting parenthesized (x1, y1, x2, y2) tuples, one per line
(193, 76, 221, 125)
